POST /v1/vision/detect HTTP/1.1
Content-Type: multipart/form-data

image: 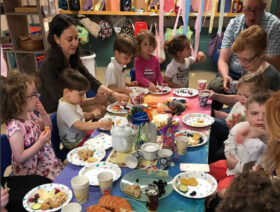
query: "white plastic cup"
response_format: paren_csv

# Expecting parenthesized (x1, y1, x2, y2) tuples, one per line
(71, 176, 89, 204)
(61, 203, 82, 212)
(198, 92, 210, 107)
(97, 172, 113, 195)
(175, 136, 188, 155)
(198, 79, 207, 93)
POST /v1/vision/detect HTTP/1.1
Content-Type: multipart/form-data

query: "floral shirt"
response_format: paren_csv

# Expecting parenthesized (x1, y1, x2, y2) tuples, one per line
(6, 112, 64, 180)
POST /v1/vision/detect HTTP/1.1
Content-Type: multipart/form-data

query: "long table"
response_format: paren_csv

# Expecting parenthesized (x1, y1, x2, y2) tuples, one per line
(54, 90, 211, 212)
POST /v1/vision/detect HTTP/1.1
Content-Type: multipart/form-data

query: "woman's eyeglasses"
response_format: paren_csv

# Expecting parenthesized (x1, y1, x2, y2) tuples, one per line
(238, 54, 257, 64)
(26, 91, 38, 99)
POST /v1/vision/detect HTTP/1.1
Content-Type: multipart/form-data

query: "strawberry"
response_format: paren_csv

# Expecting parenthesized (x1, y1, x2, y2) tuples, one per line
(28, 198, 34, 203)
(55, 188, 61, 194)
(34, 193, 40, 199)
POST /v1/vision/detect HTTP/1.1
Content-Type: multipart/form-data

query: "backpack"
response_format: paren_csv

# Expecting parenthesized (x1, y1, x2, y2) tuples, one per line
(98, 20, 112, 40)
(120, 18, 135, 38)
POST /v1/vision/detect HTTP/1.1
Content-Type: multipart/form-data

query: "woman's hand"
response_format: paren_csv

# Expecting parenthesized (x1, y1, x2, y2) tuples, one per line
(148, 82, 156, 92)
(1, 188, 9, 209)
(99, 119, 113, 130)
(38, 128, 51, 145)
(226, 152, 238, 170)
(112, 92, 129, 104)
(223, 76, 232, 93)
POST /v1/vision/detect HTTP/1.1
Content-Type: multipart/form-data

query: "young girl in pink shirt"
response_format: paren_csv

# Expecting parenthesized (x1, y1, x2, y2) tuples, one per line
(134, 30, 164, 92)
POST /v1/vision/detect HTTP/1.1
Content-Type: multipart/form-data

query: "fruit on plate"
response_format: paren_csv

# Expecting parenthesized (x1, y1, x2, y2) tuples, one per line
(178, 184, 188, 193)
(179, 177, 198, 187)
(31, 203, 41, 210)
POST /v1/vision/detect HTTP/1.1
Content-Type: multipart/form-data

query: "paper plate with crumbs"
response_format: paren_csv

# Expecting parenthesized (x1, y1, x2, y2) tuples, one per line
(173, 172, 217, 199)
(67, 146, 106, 166)
(79, 162, 121, 186)
(84, 133, 112, 150)
(182, 113, 214, 128)
(149, 86, 171, 95)
(23, 183, 72, 212)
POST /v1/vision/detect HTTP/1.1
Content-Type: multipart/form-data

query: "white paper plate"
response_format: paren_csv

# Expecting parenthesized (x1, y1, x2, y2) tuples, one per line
(182, 113, 214, 127)
(106, 103, 132, 114)
(84, 133, 112, 150)
(175, 130, 208, 147)
(67, 146, 106, 166)
(173, 88, 199, 98)
(149, 86, 171, 95)
(23, 183, 72, 212)
(99, 116, 128, 130)
(173, 172, 217, 199)
(79, 162, 122, 186)
(129, 87, 149, 95)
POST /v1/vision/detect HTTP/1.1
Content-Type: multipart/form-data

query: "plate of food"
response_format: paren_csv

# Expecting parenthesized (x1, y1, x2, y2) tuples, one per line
(84, 133, 112, 150)
(173, 88, 199, 98)
(168, 97, 187, 103)
(67, 146, 106, 166)
(99, 116, 128, 130)
(79, 162, 122, 186)
(182, 113, 214, 128)
(149, 86, 171, 95)
(22, 183, 72, 212)
(173, 172, 217, 199)
(175, 130, 208, 147)
(120, 169, 173, 201)
(106, 102, 132, 114)
(129, 87, 149, 95)
(86, 195, 148, 212)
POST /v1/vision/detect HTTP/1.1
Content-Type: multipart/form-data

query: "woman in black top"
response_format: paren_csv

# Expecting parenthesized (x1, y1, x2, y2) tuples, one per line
(40, 14, 128, 113)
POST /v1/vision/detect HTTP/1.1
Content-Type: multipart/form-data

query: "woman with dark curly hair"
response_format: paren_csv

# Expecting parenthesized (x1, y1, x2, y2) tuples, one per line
(216, 171, 280, 212)
(40, 14, 128, 113)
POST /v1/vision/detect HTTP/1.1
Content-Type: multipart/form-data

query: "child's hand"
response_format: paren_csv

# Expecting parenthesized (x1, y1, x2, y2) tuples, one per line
(213, 110, 228, 119)
(160, 82, 168, 87)
(35, 100, 47, 115)
(38, 127, 51, 145)
(226, 152, 238, 170)
(226, 113, 242, 129)
(196, 51, 206, 63)
(1, 188, 9, 209)
(148, 82, 156, 92)
(113, 92, 129, 104)
(99, 119, 113, 130)
(129, 81, 139, 86)
(91, 109, 101, 119)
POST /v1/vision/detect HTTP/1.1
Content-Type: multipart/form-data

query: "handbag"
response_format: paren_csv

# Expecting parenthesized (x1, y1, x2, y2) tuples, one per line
(206, 32, 224, 58)
(120, 18, 135, 38)
(68, 0, 80, 11)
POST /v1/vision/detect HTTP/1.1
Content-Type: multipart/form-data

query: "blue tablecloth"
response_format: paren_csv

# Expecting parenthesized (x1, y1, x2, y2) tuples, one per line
(54, 129, 209, 212)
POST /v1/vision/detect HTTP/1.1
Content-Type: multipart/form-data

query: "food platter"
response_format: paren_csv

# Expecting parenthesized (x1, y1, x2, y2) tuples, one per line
(173, 88, 199, 98)
(106, 102, 132, 114)
(175, 130, 208, 147)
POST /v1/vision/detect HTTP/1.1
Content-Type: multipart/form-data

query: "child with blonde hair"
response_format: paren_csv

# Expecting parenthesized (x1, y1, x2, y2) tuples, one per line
(164, 34, 206, 88)
(1, 73, 64, 180)
(210, 90, 271, 197)
(134, 30, 165, 92)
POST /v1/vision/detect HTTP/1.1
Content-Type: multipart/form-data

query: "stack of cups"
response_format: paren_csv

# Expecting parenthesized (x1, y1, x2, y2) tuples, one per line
(71, 176, 89, 204)
(175, 135, 188, 155)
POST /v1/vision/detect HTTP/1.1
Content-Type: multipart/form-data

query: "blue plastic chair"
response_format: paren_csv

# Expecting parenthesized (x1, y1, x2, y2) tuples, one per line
(1, 134, 12, 177)
(50, 113, 69, 161)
